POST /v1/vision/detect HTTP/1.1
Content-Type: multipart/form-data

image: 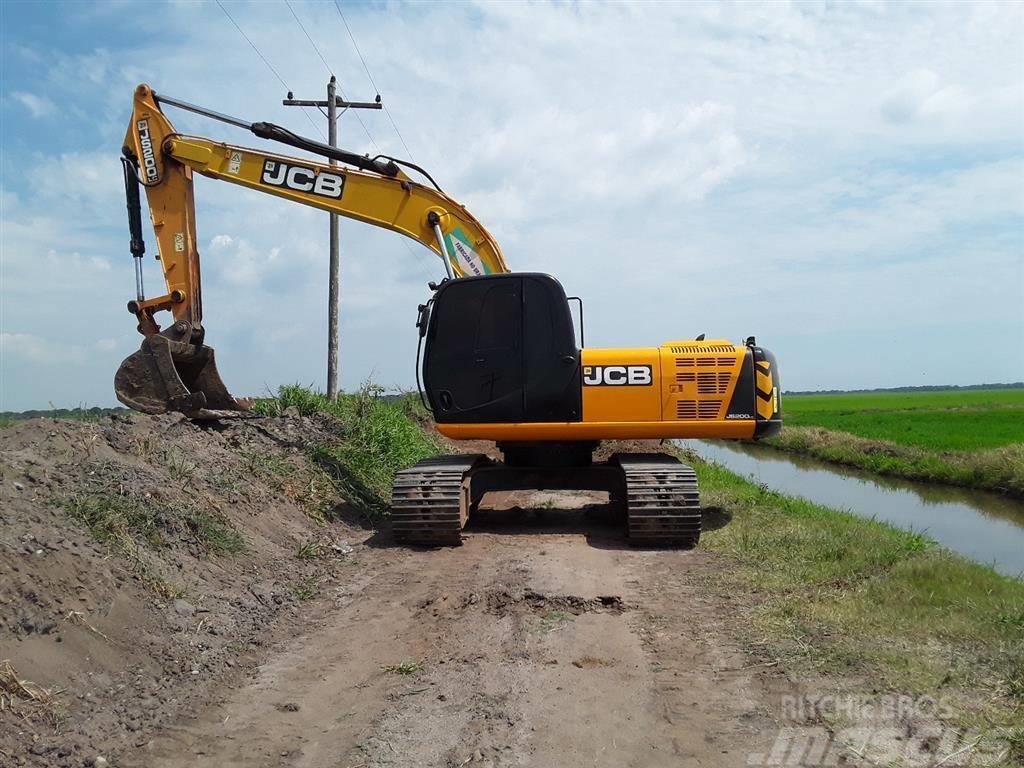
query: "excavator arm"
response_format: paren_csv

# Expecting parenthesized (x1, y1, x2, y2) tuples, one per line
(115, 84, 507, 416)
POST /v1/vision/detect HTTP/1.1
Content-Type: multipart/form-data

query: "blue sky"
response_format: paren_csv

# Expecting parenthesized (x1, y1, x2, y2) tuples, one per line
(1, 0, 1022, 411)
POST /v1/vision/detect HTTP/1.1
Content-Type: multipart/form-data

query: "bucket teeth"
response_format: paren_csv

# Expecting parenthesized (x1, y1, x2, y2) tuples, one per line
(114, 335, 250, 419)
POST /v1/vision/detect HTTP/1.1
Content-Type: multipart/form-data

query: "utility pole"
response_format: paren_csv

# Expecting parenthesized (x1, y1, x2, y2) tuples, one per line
(283, 76, 382, 399)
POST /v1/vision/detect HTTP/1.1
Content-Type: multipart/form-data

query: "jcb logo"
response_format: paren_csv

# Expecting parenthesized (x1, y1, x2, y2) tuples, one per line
(583, 365, 652, 386)
(261, 160, 345, 199)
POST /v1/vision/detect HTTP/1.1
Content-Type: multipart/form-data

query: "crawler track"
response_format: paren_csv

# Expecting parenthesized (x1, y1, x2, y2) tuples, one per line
(612, 453, 701, 547)
(390, 455, 487, 545)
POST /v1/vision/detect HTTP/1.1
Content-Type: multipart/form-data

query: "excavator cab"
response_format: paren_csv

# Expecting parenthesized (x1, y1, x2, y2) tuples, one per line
(421, 274, 582, 424)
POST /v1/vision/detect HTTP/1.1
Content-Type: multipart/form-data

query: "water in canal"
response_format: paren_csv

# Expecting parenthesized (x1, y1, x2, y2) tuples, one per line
(680, 440, 1024, 579)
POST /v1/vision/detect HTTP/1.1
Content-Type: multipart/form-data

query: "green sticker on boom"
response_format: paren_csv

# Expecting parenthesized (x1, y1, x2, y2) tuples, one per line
(444, 227, 491, 277)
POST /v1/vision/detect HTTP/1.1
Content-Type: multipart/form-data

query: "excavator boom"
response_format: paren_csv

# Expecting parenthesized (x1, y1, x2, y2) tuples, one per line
(115, 84, 506, 416)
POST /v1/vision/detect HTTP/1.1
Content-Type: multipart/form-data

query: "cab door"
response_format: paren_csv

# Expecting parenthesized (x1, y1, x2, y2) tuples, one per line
(424, 276, 525, 423)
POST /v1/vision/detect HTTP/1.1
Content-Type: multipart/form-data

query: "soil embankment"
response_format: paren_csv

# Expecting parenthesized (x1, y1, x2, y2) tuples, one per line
(1, 412, 355, 765)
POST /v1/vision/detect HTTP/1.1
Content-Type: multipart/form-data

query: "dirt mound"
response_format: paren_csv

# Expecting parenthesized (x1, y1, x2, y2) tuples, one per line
(0, 412, 363, 767)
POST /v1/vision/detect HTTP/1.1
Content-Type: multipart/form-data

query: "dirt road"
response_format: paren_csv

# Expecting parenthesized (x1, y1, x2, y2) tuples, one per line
(131, 493, 792, 768)
(2, 416, 799, 767)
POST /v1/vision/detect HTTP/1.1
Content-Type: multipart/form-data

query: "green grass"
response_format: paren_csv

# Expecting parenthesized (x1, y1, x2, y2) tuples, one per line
(63, 489, 237, 597)
(296, 540, 326, 560)
(381, 661, 423, 676)
(786, 388, 1024, 413)
(783, 389, 1024, 451)
(66, 490, 244, 556)
(764, 426, 1024, 497)
(694, 457, 934, 589)
(761, 389, 1024, 495)
(179, 507, 245, 554)
(255, 385, 440, 517)
(67, 492, 167, 552)
(687, 449, 1024, 752)
(536, 609, 573, 634)
(238, 449, 337, 523)
(292, 576, 320, 601)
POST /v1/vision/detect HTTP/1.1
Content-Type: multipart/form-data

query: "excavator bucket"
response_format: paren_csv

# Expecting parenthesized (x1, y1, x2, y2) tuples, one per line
(114, 335, 250, 419)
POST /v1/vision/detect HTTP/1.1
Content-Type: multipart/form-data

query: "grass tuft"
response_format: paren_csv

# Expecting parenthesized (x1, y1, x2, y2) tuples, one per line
(536, 609, 573, 634)
(0, 660, 53, 705)
(256, 384, 440, 517)
(67, 492, 166, 551)
(239, 450, 337, 524)
(381, 660, 423, 676)
(180, 508, 245, 554)
(65, 489, 244, 556)
(296, 540, 325, 560)
(292, 576, 320, 601)
(0, 659, 60, 726)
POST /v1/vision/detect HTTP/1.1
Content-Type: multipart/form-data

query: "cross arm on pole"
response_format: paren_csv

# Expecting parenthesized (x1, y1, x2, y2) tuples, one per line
(282, 98, 382, 110)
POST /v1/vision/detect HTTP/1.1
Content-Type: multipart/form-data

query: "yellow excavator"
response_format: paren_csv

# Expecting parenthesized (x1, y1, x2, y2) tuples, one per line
(116, 83, 781, 547)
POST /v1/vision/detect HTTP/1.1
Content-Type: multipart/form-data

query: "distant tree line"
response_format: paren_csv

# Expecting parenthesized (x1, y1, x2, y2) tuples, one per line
(784, 382, 1024, 396)
(0, 406, 130, 423)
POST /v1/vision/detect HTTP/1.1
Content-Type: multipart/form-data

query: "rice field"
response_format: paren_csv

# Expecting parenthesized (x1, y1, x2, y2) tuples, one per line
(782, 389, 1024, 452)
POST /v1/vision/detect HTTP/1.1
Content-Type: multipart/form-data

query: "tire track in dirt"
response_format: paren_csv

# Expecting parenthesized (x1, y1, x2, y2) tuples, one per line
(130, 496, 793, 768)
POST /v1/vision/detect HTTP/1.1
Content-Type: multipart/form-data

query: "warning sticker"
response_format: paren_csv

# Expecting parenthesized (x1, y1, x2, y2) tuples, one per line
(228, 151, 242, 175)
(444, 227, 491, 277)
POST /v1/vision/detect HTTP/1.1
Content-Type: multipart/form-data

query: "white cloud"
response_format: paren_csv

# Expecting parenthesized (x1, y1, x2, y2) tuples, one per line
(881, 69, 969, 124)
(10, 91, 54, 118)
(1, 333, 84, 365)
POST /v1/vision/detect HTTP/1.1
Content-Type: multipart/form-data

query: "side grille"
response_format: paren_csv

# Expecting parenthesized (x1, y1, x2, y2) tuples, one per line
(676, 356, 736, 368)
(669, 344, 736, 354)
(671, 349, 737, 420)
(697, 372, 731, 394)
(676, 400, 722, 420)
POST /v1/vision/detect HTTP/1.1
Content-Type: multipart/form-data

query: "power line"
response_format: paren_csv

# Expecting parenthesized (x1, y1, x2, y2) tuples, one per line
(215, 0, 289, 90)
(284, 0, 333, 77)
(333, 0, 416, 161)
(214, 0, 326, 141)
(321, 8, 434, 269)
(333, 1, 378, 92)
(282, 0, 380, 151)
(231, 0, 434, 277)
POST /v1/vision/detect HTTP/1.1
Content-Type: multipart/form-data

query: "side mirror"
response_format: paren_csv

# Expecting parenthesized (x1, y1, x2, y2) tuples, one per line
(416, 303, 431, 338)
